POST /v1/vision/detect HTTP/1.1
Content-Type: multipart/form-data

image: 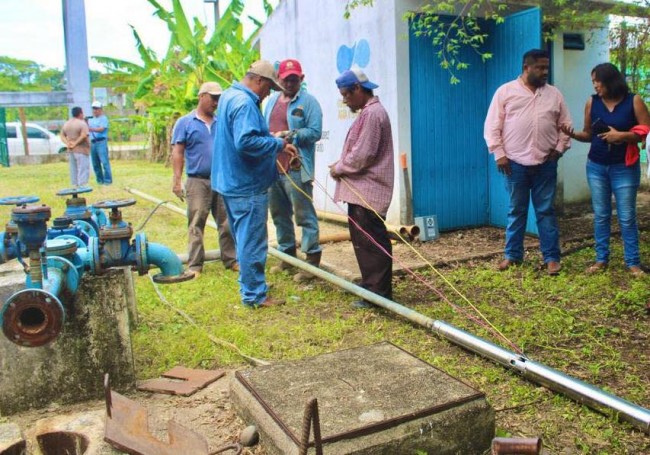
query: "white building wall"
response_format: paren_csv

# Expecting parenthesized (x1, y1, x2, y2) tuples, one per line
(553, 27, 609, 204)
(260, 0, 404, 224)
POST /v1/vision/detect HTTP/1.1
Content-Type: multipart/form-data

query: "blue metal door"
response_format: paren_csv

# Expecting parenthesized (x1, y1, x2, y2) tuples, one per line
(486, 8, 542, 234)
(409, 16, 489, 231)
(409, 8, 541, 232)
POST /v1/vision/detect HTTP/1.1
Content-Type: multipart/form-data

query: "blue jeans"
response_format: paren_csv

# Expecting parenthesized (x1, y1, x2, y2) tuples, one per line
(91, 140, 112, 184)
(586, 159, 640, 267)
(223, 193, 269, 307)
(269, 171, 321, 255)
(504, 160, 560, 263)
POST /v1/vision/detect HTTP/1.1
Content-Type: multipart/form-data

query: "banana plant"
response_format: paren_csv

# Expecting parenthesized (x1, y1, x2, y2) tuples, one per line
(94, 0, 267, 162)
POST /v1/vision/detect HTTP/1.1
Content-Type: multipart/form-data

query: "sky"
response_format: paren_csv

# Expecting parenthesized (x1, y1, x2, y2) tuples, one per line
(0, 0, 277, 71)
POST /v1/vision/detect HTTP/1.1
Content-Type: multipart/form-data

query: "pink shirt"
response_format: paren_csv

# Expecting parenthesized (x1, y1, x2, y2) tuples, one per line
(334, 97, 394, 215)
(484, 77, 572, 165)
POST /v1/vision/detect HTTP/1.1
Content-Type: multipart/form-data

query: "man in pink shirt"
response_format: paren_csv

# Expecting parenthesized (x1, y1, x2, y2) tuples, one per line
(484, 49, 572, 275)
(330, 68, 394, 308)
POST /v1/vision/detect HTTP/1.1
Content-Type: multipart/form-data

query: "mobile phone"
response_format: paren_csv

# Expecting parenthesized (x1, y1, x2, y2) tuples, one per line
(591, 118, 610, 135)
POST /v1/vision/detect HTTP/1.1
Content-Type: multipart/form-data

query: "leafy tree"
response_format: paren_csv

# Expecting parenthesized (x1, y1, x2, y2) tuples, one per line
(610, 15, 650, 98)
(345, 0, 648, 84)
(95, 0, 270, 162)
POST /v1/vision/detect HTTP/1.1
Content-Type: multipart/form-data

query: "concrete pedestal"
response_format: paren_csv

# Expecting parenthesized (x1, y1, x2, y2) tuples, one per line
(0, 263, 136, 415)
(231, 342, 494, 455)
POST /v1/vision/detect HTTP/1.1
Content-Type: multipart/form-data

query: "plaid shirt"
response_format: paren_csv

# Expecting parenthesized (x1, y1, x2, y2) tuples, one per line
(334, 97, 394, 215)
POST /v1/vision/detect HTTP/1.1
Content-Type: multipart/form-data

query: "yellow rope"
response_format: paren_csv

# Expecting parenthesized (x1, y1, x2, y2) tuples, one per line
(277, 158, 518, 350)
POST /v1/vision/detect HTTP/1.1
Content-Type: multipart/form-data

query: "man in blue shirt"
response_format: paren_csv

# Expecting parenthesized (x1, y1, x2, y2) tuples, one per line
(264, 59, 323, 282)
(213, 60, 298, 308)
(172, 82, 237, 277)
(88, 101, 112, 185)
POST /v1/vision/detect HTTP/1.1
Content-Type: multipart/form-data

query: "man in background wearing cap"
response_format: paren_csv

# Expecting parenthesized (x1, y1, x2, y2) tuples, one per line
(171, 82, 237, 277)
(330, 69, 394, 309)
(264, 58, 323, 282)
(88, 101, 112, 185)
(213, 59, 298, 309)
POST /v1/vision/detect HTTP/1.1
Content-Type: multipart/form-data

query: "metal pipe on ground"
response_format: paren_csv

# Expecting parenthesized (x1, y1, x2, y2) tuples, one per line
(315, 209, 419, 241)
(126, 187, 650, 433)
(271, 248, 650, 434)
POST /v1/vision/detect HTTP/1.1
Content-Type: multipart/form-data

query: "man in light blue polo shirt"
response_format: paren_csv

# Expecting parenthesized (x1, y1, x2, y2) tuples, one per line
(88, 101, 112, 185)
(213, 60, 298, 309)
(171, 82, 237, 276)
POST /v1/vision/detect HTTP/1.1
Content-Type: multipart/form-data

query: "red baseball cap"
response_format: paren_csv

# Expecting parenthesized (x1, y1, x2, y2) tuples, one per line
(278, 59, 303, 79)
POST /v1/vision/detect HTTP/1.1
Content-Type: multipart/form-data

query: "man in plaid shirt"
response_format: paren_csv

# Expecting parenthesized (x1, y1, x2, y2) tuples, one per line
(330, 68, 394, 309)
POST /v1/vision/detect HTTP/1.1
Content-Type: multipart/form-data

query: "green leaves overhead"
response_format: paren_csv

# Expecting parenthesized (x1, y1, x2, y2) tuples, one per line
(94, 0, 269, 162)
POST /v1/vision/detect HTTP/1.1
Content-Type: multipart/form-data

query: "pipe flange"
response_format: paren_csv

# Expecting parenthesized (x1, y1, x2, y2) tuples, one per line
(51, 234, 86, 250)
(134, 232, 148, 275)
(99, 226, 133, 241)
(45, 238, 78, 257)
(1, 289, 65, 347)
(152, 271, 195, 284)
(88, 236, 102, 275)
(73, 219, 98, 238)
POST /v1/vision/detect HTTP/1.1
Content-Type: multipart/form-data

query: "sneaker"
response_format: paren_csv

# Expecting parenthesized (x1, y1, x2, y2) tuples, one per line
(293, 270, 316, 282)
(352, 300, 373, 309)
(629, 266, 645, 277)
(189, 269, 202, 278)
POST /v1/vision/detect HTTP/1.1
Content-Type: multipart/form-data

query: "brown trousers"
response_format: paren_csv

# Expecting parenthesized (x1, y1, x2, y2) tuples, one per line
(348, 203, 392, 299)
(186, 177, 236, 271)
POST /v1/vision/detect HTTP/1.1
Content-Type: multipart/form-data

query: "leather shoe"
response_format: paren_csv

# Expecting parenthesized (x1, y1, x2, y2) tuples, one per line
(497, 259, 521, 271)
(229, 262, 240, 272)
(258, 296, 285, 308)
(547, 261, 561, 275)
(586, 262, 607, 274)
(628, 266, 645, 277)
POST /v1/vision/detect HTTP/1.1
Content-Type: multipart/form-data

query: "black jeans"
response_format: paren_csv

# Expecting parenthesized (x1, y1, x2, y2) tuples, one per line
(347, 203, 392, 300)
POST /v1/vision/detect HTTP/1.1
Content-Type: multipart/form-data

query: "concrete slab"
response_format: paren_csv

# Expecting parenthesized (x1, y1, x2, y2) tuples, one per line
(0, 423, 25, 454)
(231, 342, 494, 455)
(0, 268, 136, 415)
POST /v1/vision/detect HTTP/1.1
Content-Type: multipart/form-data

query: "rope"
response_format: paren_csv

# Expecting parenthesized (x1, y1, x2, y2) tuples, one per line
(277, 159, 523, 354)
(147, 275, 270, 367)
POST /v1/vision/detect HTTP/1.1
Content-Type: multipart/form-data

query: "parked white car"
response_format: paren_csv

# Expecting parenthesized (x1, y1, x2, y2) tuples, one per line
(6, 122, 66, 156)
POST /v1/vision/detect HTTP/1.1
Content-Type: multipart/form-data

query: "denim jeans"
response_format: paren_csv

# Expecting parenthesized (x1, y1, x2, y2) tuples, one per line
(91, 140, 112, 184)
(586, 159, 640, 267)
(223, 192, 269, 306)
(504, 160, 560, 263)
(269, 171, 321, 255)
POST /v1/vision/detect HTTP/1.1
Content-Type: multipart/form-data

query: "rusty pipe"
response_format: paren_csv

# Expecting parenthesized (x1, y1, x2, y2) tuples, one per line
(492, 437, 542, 454)
(316, 209, 419, 241)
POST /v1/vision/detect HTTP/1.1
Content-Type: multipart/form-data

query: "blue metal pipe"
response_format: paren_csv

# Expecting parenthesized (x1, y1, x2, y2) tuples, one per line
(146, 241, 189, 282)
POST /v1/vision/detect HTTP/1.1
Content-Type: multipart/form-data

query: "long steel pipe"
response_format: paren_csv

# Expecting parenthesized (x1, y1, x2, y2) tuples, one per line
(126, 188, 650, 433)
(271, 249, 650, 434)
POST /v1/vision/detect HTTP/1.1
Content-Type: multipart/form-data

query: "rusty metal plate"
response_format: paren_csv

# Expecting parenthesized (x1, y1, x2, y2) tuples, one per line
(137, 366, 225, 396)
(104, 377, 209, 455)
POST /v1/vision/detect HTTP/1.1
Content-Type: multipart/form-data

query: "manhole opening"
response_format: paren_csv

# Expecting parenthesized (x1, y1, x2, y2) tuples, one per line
(37, 431, 89, 455)
(0, 440, 26, 455)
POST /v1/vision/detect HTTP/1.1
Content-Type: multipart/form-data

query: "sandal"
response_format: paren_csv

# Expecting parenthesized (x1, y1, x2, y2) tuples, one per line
(586, 262, 608, 274)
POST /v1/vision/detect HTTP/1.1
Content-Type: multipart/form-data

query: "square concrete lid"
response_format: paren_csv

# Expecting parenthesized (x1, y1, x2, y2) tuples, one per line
(235, 341, 486, 445)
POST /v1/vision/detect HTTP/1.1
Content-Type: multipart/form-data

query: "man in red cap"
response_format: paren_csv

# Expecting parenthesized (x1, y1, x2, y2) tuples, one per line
(264, 59, 323, 282)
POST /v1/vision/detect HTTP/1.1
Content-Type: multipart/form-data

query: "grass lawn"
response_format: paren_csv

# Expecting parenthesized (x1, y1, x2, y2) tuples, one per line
(0, 160, 648, 454)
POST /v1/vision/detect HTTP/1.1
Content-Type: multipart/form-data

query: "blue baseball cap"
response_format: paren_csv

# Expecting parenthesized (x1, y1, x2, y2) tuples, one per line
(335, 68, 379, 90)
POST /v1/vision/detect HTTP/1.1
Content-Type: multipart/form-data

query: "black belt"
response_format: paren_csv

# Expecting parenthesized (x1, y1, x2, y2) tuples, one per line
(91, 138, 106, 143)
(187, 173, 210, 180)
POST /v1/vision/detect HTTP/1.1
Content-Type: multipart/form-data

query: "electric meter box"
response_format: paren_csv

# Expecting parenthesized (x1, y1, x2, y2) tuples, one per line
(414, 215, 440, 242)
